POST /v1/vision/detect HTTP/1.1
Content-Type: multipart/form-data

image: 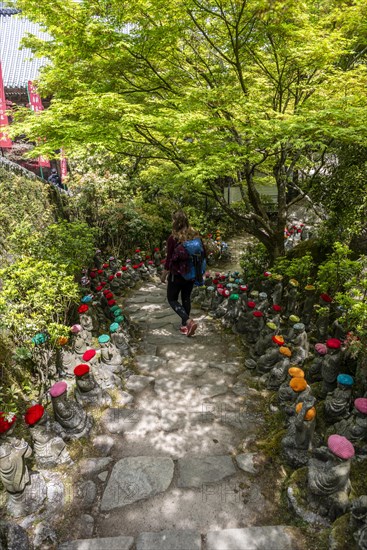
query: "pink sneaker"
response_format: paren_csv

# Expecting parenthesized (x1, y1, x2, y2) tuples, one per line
(179, 326, 188, 334)
(186, 319, 198, 337)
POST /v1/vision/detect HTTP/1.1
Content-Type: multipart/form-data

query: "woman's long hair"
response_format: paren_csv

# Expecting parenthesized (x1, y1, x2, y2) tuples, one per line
(171, 210, 199, 242)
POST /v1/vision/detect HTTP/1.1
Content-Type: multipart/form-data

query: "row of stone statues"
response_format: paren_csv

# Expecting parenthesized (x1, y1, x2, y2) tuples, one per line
(0, 248, 155, 517)
(192, 269, 366, 531)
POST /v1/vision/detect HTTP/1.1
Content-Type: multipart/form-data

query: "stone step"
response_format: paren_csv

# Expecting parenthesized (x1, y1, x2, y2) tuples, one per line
(206, 526, 305, 550)
(101, 409, 160, 435)
(156, 343, 227, 362)
(136, 529, 201, 550)
(100, 456, 175, 510)
(177, 455, 236, 488)
(125, 374, 155, 392)
(135, 355, 168, 372)
(58, 536, 134, 549)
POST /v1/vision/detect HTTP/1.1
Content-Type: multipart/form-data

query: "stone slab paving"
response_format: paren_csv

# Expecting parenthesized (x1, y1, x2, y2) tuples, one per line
(58, 536, 134, 549)
(135, 355, 167, 372)
(156, 343, 227, 362)
(101, 456, 175, 510)
(177, 456, 237, 488)
(136, 529, 201, 550)
(125, 374, 155, 392)
(206, 526, 305, 550)
(101, 409, 160, 435)
(78, 458, 112, 476)
(56, 280, 307, 549)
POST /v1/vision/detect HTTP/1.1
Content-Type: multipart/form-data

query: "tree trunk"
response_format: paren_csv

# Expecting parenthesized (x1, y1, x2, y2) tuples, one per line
(268, 233, 285, 265)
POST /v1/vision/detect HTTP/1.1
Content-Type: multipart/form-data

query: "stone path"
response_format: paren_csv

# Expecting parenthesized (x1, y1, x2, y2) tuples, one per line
(59, 280, 306, 550)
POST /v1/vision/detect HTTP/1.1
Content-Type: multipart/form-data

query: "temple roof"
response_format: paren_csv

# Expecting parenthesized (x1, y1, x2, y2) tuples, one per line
(0, 2, 19, 16)
(0, 5, 50, 90)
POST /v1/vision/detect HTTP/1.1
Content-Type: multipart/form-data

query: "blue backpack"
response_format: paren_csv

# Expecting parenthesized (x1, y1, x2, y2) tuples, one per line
(170, 238, 206, 285)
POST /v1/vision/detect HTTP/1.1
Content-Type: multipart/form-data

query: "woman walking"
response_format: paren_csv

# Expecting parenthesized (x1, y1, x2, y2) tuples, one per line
(161, 210, 204, 337)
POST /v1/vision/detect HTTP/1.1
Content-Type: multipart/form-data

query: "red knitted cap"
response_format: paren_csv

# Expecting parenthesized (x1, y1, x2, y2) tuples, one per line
(82, 349, 96, 361)
(74, 364, 90, 377)
(326, 338, 341, 349)
(24, 404, 44, 426)
(0, 412, 16, 433)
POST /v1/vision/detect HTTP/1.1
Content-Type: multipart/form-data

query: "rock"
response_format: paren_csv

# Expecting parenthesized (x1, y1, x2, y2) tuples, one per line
(147, 317, 177, 329)
(125, 375, 154, 392)
(101, 456, 174, 510)
(77, 515, 94, 539)
(92, 435, 115, 456)
(139, 343, 157, 355)
(58, 536, 134, 549)
(235, 453, 256, 474)
(7, 472, 46, 517)
(206, 526, 305, 550)
(189, 411, 216, 425)
(33, 521, 57, 548)
(167, 360, 209, 376)
(136, 530, 201, 550)
(101, 409, 160, 435)
(161, 411, 186, 432)
(45, 475, 65, 513)
(209, 362, 239, 375)
(148, 295, 165, 304)
(177, 456, 236, 488)
(136, 355, 167, 372)
(152, 309, 176, 318)
(115, 391, 134, 406)
(231, 383, 252, 396)
(200, 384, 228, 398)
(18, 515, 36, 530)
(79, 458, 112, 476)
(227, 344, 239, 355)
(154, 378, 198, 395)
(126, 296, 147, 304)
(0, 521, 30, 550)
(76, 480, 97, 509)
(219, 409, 251, 430)
(98, 471, 109, 482)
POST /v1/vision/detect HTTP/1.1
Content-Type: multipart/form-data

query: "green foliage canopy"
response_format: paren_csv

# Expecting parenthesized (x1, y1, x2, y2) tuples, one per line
(10, 0, 367, 259)
(0, 257, 79, 343)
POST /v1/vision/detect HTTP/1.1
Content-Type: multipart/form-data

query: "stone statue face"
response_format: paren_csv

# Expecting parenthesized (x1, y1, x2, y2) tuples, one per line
(54, 392, 67, 403)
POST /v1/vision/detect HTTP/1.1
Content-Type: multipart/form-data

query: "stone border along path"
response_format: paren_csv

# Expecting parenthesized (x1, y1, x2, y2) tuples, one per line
(59, 279, 307, 550)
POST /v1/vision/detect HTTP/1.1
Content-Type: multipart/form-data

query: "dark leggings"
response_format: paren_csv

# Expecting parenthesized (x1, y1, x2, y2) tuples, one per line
(167, 273, 194, 326)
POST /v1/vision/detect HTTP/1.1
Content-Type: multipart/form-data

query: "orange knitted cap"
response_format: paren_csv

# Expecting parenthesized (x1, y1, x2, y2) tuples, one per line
(296, 402, 316, 420)
(290, 377, 307, 392)
(279, 346, 292, 357)
(288, 367, 305, 378)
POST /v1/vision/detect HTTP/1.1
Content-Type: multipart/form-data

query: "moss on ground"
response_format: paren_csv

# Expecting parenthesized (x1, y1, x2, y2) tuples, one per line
(350, 459, 367, 499)
(330, 513, 357, 550)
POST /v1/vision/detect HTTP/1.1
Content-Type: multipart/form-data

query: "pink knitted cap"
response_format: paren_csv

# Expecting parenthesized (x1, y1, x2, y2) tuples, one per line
(328, 434, 355, 460)
(49, 381, 67, 398)
(71, 324, 82, 333)
(315, 343, 327, 355)
(354, 398, 367, 414)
